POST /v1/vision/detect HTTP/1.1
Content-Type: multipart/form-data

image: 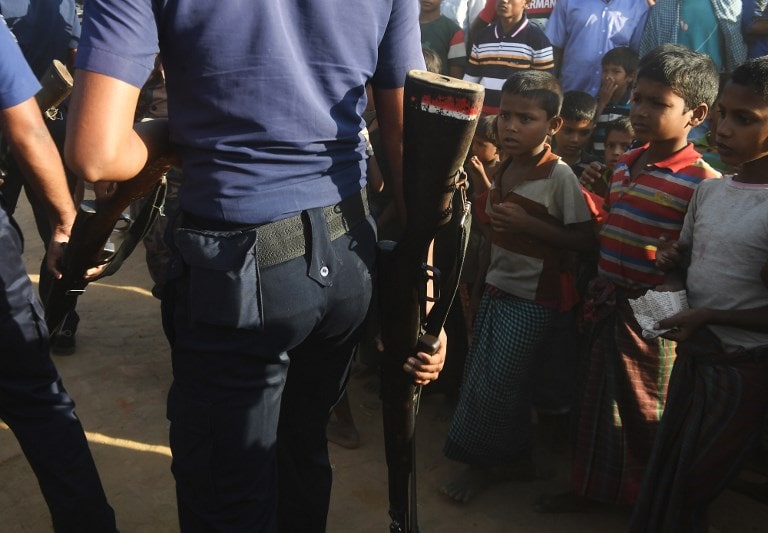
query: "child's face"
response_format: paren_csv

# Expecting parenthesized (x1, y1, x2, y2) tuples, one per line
(630, 78, 697, 144)
(604, 129, 634, 169)
(715, 81, 768, 167)
(471, 135, 499, 163)
(496, 0, 528, 20)
(601, 63, 633, 96)
(497, 92, 560, 159)
(420, 0, 441, 15)
(554, 119, 594, 159)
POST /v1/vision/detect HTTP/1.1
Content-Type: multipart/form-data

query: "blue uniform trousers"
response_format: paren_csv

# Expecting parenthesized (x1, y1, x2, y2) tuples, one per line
(0, 197, 115, 532)
(163, 206, 376, 532)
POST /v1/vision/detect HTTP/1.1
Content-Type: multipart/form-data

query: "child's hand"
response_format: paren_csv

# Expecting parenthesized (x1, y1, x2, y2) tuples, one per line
(467, 156, 491, 192)
(656, 308, 712, 342)
(655, 235, 687, 271)
(597, 76, 619, 106)
(580, 161, 606, 189)
(402, 328, 447, 386)
(489, 201, 528, 233)
(468, 155, 484, 174)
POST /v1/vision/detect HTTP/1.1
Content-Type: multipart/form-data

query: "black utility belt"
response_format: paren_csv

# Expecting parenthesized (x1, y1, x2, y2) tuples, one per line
(182, 188, 369, 268)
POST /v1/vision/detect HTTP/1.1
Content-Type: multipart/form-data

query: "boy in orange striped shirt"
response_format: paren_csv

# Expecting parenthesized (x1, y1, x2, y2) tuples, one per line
(536, 44, 722, 512)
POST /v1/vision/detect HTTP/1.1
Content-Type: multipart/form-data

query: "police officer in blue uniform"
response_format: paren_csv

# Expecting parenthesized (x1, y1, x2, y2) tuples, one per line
(0, 18, 115, 532)
(66, 1, 446, 531)
(0, 0, 84, 354)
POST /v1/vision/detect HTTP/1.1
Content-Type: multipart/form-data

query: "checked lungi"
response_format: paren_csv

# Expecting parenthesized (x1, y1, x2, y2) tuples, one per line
(629, 328, 768, 532)
(444, 285, 555, 465)
(571, 293, 676, 505)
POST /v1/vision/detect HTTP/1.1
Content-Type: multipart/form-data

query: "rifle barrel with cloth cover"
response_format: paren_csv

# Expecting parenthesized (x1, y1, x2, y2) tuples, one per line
(378, 70, 483, 533)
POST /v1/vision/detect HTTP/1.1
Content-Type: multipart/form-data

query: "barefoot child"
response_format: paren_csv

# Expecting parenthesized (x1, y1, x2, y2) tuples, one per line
(630, 56, 768, 533)
(442, 70, 595, 503)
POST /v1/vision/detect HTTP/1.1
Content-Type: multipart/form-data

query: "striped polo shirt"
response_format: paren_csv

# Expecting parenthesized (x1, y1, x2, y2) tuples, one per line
(486, 145, 592, 305)
(464, 14, 554, 114)
(598, 143, 720, 289)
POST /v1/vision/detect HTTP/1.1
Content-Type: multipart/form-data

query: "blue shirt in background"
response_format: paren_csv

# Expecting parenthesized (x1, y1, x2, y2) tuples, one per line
(0, 16, 40, 109)
(742, 0, 768, 59)
(0, 0, 80, 79)
(545, 0, 649, 96)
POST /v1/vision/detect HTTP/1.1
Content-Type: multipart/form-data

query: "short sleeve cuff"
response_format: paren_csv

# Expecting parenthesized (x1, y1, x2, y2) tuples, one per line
(74, 45, 154, 89)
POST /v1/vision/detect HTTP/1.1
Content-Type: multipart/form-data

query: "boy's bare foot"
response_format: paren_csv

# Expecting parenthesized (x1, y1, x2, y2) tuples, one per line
(440, 462, 536, 504)
(534, 490, 591, 513)
(440, 466, 492, 504)
(327, 419, 360, 449)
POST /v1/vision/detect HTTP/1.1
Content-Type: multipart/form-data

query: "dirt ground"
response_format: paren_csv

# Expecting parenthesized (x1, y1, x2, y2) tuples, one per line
(4, 194, 768, 532)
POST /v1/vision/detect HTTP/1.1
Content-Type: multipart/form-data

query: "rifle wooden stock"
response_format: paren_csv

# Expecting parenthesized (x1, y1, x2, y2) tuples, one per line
(45, 155, 173, 336)
(378, 71, 483, 533)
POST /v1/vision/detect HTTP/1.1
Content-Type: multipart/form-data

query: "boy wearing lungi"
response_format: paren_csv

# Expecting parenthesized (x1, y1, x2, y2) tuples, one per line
(630, 56, 768, 533)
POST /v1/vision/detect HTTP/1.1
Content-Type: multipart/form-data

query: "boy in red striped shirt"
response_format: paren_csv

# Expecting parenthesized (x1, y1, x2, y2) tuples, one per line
(536, 44, 722, 512)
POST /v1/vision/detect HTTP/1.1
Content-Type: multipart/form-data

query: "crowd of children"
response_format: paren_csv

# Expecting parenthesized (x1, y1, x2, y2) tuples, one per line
(412, 2, 768, 531)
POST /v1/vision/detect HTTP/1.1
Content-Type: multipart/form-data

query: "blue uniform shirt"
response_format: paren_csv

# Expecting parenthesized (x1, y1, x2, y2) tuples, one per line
(76, 0, 425, 224)
(0, 0, 80, 79)
(0, 17, 40, 110)
(743, 0, 768, 59)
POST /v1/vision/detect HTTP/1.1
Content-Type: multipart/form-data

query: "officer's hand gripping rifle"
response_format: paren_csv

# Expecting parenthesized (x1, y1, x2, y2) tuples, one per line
(45, 154, 172, 337)
(378, 71, 483, 533)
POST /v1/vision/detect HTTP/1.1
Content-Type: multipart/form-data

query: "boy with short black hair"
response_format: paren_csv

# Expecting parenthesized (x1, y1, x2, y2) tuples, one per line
(536, 43, 722, 513)
(582, 116, 635, 199)
(602, 117, 634, 172)
(442, 70, 595, 504)
(464, 0, 554, 115)
(420, 0, 467, 78)
(629, 55, 768, 533)
(466, 113, 501, 194)
(590, 46, 638, 156)
(554, 90, 599, 177)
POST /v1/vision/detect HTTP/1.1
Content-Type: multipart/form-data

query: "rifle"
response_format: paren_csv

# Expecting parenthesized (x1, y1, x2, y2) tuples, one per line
(31, 58, 170, 336)
(378, 70, 483, 533)
(45, 154, 172, 336)
(35, 59, 73, 120)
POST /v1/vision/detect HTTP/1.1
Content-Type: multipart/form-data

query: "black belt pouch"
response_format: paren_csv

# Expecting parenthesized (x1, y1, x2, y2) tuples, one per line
(173, 226, 262, 330)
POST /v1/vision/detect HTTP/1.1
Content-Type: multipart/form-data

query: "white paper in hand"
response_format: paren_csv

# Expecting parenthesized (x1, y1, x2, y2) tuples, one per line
(628, 290, 689, 339)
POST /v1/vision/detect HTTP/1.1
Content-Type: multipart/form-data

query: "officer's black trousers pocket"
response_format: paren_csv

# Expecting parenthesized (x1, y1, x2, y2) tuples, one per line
(173, 227, 262, 330)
